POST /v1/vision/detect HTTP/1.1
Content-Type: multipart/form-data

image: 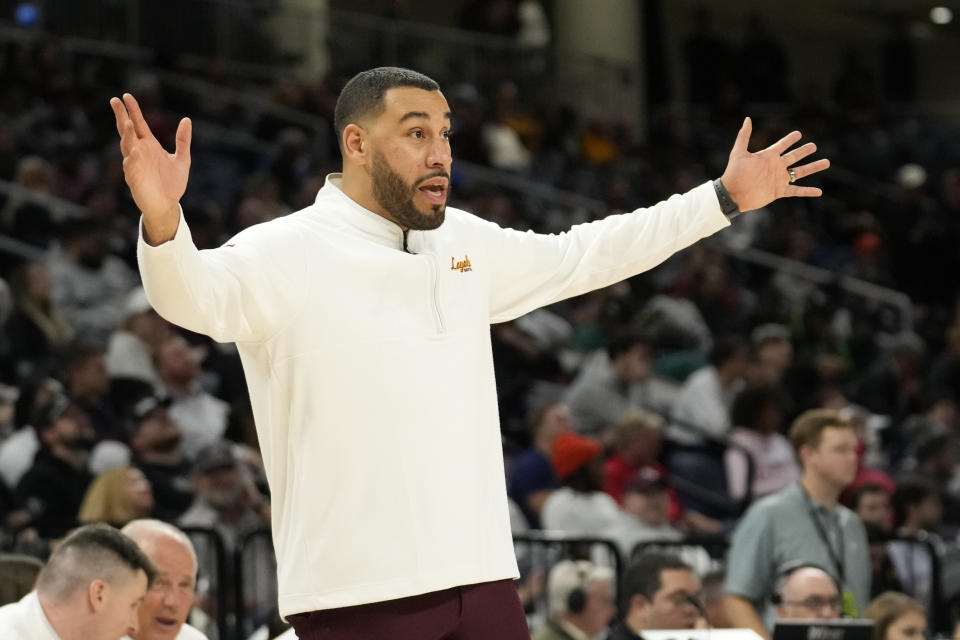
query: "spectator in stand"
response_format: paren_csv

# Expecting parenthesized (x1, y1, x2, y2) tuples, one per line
(666, 336, 749, 521)
(47, 217, 136, 346)
(849, 333, 925, 422)
(725, 385, 798, 502)
(154, 334, 229, 461)
(608, 553, 703, 640)
(668, 335, 749, 447)
(774, 564, 843, 620)
(897, 429, 960, 525)
(603, 409, 667, 505)
(65, 343, 121, 440)
(531, 560, 616, 640)
(128, 394, 194, 521)
(541, 432, 619, 537)
(863, 523, 903, 598)
(608, 467, 682, 559)
(507, 401, 571, 529)
(725, 409, 869, 638)
(15, 394, 95, 539)
(564, 332, 653, 441)
(0, 523, 155, 640)
(863, 592, 927, 640)
(849, 483, 893, 532)
(6, 261, 73, 375)
(106, 287, 169, 389)
(179, 440, 272, 636)
(78, 466, 154, 527)
(887, 478, 943, 610)
(748, 324, 794, 386)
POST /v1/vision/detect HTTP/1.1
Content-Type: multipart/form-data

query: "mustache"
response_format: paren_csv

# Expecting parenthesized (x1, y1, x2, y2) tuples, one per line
(414, 171, 450, 188)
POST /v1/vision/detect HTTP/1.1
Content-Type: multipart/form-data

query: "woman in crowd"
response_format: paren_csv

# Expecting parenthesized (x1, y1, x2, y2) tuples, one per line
(78, 465, 154, 526)
(863, 592, 926, 640)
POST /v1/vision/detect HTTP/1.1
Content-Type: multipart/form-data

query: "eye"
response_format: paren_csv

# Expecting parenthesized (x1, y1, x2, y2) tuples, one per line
(410, 130, 424, 139)
(442, 130, 454, 141)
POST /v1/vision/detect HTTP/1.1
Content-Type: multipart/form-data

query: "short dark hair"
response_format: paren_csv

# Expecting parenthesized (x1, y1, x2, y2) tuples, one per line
(620, 552, 692, 611)
(849, 482, 889, 512)
(730, 385, 788, 431)
(36, 523, 157, 601)
(709, 335, 748, 368)
(891, 478, 939, 528)
(333, 67, 440, 149)
(606, 331, 651, 361)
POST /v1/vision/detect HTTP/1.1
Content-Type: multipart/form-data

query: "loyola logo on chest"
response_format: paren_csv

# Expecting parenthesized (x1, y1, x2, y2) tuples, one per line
(450, 255, 472, 272)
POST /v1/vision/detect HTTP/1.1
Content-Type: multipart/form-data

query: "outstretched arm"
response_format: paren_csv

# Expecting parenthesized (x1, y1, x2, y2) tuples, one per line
(483, 118, 830, 322)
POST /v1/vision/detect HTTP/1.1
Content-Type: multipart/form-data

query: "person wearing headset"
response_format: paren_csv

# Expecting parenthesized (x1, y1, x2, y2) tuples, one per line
(772, 562, 844, 621)
(608, 553, 705, 640)
(533, 560, 616, 640)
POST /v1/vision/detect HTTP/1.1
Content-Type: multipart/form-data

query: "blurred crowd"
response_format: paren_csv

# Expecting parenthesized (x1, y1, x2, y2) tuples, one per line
(1, 0, 960, 639)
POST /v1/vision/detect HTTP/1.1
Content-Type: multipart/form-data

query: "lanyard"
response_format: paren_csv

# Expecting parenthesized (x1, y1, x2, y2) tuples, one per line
(800, 485, 846, 583)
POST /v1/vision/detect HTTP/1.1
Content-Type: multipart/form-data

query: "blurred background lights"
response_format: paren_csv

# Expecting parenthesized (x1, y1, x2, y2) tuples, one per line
(930, 6, 953, 24)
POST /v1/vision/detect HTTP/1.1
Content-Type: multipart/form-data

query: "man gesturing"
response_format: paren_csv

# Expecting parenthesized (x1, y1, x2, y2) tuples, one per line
(112, 67, 828, 640)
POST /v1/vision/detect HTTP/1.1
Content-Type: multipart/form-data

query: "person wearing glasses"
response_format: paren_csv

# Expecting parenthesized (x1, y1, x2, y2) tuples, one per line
(608, 553, 704, 640)
(773, 564, 844, 621)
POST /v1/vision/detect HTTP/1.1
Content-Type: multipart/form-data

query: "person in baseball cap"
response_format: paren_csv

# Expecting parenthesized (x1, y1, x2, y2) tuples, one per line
(541, 432, 618, 536)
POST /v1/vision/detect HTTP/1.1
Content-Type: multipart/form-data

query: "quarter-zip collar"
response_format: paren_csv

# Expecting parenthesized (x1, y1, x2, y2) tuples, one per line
(320, 173, 406, 249)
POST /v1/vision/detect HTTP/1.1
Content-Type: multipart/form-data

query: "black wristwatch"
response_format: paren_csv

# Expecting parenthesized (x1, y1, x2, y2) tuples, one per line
(713, 178, 742, 220)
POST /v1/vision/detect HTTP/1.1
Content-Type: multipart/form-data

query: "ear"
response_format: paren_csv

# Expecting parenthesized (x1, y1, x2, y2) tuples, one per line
(88, 579, 108, 612)
(798, 443, 812, 467)
(630, 593, 650, 615)
(342, 124, 368, 165)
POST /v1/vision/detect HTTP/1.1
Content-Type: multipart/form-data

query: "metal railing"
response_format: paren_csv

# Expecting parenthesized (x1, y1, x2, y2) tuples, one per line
(180, 525, 232, 640)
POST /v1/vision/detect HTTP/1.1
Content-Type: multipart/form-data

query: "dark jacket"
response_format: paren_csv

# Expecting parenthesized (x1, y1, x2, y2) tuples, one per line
(607, 620, 645, 640)
(14, 449, 91, 539)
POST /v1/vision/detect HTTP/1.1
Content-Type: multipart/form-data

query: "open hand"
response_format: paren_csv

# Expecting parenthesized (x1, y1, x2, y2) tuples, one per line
(110, 93, 192, 243)
(719, 117, 830, 213)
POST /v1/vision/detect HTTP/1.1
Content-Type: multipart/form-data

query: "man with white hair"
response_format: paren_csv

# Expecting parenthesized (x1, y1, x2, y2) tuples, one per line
(0, 523, 155, 640)
(532, 560, 616, 640)
(773, 563, 843, 621)
(121, 519, 207, 640)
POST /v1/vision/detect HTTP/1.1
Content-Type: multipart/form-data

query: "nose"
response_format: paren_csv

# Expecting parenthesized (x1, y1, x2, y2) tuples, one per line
(426, 137, 452, 169)
(128, 611, 139, 634)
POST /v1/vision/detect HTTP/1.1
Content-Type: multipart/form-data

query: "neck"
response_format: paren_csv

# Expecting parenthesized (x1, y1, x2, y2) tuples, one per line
(38, 593, 89, 640)
(715, 365, 737, 386)
(534, 437, 552, 457)
(625, 609, 645, 633)
(162, 377, 192, 397)
(51, 444, 86, 472)
(559, 613, 589, 637)
(801, 472, 840, 508)
(138, 449, 181, 466)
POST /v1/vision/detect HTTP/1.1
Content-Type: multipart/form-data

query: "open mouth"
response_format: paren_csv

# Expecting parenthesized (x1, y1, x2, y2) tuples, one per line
(417, 178, 448, 205)
(155, 617, 178, 629)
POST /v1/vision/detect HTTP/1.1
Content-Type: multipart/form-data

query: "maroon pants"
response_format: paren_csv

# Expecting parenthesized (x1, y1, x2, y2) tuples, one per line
(287, 579, 530, 640)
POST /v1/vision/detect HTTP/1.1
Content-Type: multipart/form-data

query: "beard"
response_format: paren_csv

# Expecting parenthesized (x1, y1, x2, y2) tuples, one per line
(152, 432, 182, 454)
(370, 151, 446, 231)
(63, 433, 96, 452)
